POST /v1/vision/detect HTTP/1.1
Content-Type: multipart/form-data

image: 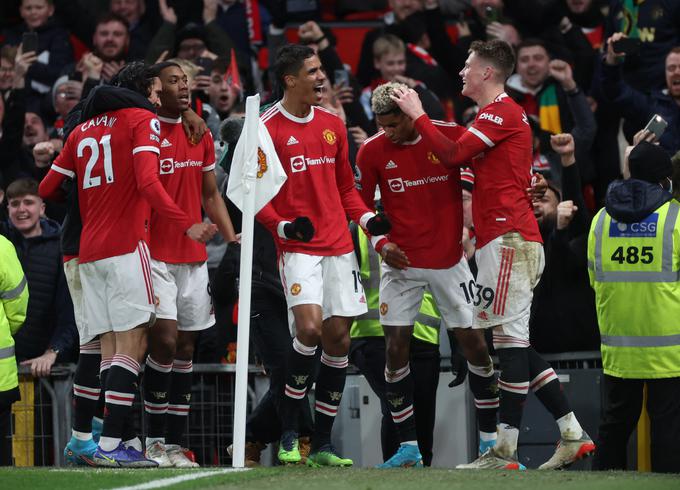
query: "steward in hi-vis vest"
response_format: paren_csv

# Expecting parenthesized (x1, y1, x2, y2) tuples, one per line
(588, 141, 680, 473)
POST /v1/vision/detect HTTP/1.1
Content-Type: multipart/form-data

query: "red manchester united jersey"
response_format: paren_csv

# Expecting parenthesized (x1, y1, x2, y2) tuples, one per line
(51, 108, 161, 263)
(415, 93, 542, 248)
(256, 102, 372, 256)
(357, 121, 467, 268)
(149, 116, 215, 263)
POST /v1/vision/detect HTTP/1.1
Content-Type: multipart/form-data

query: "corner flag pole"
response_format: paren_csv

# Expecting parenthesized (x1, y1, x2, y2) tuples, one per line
(231, 94, 260, 468)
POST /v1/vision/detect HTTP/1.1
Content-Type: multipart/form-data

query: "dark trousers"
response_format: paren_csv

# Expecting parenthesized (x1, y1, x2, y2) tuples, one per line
(0, 403, 12, 466)
(593, 374, 680, 473)
(246, 306, 314, 444)
(349, 336, 440, 466)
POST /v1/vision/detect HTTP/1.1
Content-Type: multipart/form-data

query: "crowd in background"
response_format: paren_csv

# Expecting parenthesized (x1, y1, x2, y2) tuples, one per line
(1, 0, 679, 371)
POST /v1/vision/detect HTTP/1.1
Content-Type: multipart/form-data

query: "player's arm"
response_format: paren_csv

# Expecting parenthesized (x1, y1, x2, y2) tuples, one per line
(134, 151, 214, 242)
(414, 115, 490, 169)
(256, 203, 315, 242)
(38, 146, 75, 202)
(202, 169, 237, 242)
(355, 142, 390, 253)
(336, 128, 391, 236)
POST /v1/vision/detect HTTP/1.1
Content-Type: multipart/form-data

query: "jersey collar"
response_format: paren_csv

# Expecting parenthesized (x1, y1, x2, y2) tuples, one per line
(277, 101, 315, 123)
(158, 115, 182, 124)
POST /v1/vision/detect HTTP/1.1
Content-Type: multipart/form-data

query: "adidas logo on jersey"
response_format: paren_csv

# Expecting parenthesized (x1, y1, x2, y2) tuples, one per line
(161, 138, 172, 147)
(287, 136, 299, 146)
(385, 160, 398, 169)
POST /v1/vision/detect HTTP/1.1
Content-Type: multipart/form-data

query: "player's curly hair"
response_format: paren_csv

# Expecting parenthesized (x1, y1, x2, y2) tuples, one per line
(111, 61, 156, 97)
(371, 82, 409, 116)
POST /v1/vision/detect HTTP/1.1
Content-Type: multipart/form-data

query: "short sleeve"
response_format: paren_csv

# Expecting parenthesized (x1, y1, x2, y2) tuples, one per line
(130, 110, 161, 156)
(202, 132, 216, 172)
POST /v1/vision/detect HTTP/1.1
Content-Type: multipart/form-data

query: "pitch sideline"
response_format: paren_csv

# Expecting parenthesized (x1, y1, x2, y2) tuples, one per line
(110, 468, 251, 490)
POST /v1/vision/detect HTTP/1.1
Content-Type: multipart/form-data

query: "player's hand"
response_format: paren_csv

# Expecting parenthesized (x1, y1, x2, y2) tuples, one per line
(21, 350, 57, 378)
(33, 141, 55, 167)
(446, 329, 468, 387)
(462, 226, 476, 260)
(389, 85, 426, 121)
(283, 217, 315, 242)
(366, 212, 391, 235)
(380, 242, 410, 270)
(528, 172, 547, 201)
(556, 200, 578, 230)
(181, 108, 208, 145)
(187, 222, 217, 243)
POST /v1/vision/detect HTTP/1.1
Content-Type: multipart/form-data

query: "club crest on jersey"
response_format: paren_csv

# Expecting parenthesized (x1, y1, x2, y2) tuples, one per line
(290, 155, 306, 173)
(291, 283, 302, 296)
(380, 302, 389, 315)
(387, 178, 405, 193)
(160, 158, 174, 174)
(323, 129, 337, 145)
(256, 147, 268, 178)
(427, 152, 440, 164)
(150, 118, 161, 134)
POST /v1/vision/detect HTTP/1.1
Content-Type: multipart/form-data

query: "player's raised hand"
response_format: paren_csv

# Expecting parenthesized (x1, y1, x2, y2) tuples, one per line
(389, 85, 425, 121)
(366, 212, 391, 235)
(380, 242, 410, 270)
(187, 222, 218, 243)
(284, 217, 315, 242)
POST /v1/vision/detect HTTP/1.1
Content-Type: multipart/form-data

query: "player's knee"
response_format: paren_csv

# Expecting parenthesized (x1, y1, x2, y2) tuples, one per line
(175, 337, 195, 360)
(458, 331, 490, 364)
(295, 320, 322, 345)
(149, 331, 177, 363)
(385, 338, 409, 366)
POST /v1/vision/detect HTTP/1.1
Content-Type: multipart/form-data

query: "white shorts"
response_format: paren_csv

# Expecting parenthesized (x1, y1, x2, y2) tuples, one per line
(473, 232, 544, 347)
(279, 251, 368, 325)
(64, 257, 96, 345)
(80, 241, 156, 336)
(379, 256, 474, 329)
(151, 259, 214, 331)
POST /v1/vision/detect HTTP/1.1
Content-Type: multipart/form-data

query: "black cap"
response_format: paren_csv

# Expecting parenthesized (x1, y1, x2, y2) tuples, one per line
(629, 141, 672, 184)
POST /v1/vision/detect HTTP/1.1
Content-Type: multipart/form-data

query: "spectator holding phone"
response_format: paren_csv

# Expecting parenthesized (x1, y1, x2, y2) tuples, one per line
(2, 0, 73, 106)
(595, 34, 680, 156)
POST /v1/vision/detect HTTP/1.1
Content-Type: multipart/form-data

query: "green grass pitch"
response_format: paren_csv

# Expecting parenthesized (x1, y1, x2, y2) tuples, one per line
(0, 467, 678, 490)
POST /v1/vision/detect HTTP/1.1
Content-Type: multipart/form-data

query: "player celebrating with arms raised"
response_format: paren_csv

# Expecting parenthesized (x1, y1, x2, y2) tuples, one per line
(255, 44, 391, 467)
(391, 40, 594, 470)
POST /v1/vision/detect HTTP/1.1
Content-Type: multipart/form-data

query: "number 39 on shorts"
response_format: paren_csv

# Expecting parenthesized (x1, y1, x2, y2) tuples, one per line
(459, 279, 495, 308)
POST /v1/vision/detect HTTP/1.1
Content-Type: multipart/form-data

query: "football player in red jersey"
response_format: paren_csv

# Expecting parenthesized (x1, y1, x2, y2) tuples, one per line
(39, 62, 214, 468)
(356, 82, 498, 468)
(255, 44, 391, 466)
(391, 40, 594, 470)
(141, 61, 237, 468)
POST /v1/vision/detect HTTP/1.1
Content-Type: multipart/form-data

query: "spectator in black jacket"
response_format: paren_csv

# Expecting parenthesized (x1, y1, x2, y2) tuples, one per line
(529, 133, 599, 353)
(0, 178, 77, 376)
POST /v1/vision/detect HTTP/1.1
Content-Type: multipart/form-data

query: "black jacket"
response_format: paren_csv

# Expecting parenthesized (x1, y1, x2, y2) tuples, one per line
(0, 218, 77, 361)
(530, 163, 600, 353)
(605, 179, 672, 224)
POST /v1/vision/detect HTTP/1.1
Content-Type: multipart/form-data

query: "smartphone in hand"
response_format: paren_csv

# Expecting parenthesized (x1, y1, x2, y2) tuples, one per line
(22, 32, 39, 54)
(334, 69, 349, 87)
(612, 37, 641, 56)
(643, 114, 668, 140)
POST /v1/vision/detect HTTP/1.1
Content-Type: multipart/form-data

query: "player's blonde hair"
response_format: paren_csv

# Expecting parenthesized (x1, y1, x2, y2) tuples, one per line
(371, 81, 408, 116)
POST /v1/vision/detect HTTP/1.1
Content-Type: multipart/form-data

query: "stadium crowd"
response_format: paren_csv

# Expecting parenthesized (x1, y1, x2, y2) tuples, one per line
(0, 0, 679, 474)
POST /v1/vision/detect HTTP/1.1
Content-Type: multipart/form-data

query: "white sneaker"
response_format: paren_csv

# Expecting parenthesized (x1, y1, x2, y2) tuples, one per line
(144, 441, 173, 468)
(166, 444, 200, 468)
(538, 432, 596, 470)
(456, 448, 526, 470)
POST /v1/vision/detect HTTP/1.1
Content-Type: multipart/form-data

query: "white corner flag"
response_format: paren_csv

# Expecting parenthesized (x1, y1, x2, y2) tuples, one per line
(226, 95, 286, 469)
(226, 102, 287, 213)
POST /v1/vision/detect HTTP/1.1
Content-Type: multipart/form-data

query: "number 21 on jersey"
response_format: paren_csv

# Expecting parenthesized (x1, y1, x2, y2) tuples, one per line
(78, 134, 115, 189)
